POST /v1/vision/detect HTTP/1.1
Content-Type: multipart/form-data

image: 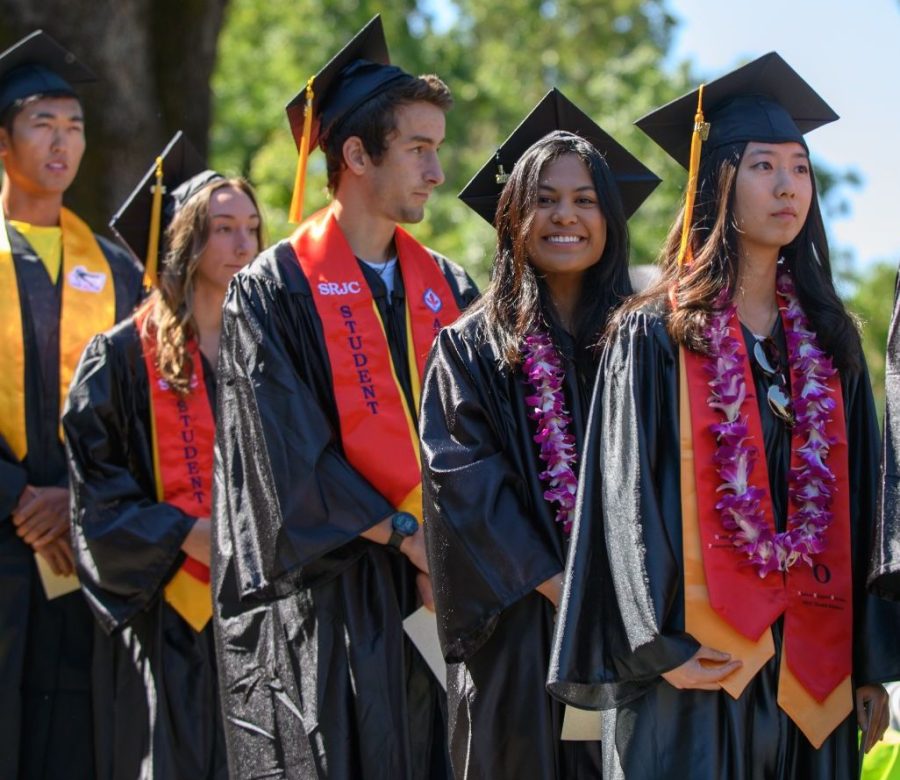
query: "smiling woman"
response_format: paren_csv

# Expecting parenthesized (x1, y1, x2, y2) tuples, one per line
(420, 89, 659, 778)
(525, 153, 609, 324)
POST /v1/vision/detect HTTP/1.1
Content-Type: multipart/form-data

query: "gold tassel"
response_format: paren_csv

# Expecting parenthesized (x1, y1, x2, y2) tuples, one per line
(288, 77, 316, 224)
(676, 84, 709, 268)
(144, 155, 165, 288)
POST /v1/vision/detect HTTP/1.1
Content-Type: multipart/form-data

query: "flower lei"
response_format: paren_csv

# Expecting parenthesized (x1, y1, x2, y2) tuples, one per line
(705, 270, 838, 577)
(522, 331, 578, 535)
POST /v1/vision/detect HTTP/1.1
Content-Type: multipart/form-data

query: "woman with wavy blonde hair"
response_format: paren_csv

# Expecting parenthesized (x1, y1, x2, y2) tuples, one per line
(63, 134, 264, 780)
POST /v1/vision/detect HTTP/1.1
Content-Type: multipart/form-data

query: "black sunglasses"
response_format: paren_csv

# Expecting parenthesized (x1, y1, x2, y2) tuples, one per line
(751, 337, 795, 427)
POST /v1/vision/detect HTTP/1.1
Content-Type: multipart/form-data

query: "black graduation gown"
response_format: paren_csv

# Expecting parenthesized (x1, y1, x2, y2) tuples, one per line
(548, 307, 900, 780)
(212, 240, 478, 780)
(870, 264, 900, 599)
(420, 305, 604, 779)
(63, 318, 227, 780)
(0, 225, 143, 780)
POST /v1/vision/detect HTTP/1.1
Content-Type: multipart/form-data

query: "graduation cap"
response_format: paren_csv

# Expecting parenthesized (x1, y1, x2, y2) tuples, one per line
(459, 88, 661, 226)
(635, 52, 838, 266)
(636, 52, 838, 169)
(0, 30, 96, 118)
(284, 15, 415, 223)
(110, 131, 222, 286)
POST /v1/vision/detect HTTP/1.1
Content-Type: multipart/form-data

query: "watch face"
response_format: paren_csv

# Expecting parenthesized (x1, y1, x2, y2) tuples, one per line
(392, 512, 419, 536)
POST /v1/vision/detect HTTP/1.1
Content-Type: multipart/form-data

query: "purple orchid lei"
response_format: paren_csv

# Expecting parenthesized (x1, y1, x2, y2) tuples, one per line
(522, 330, 578, 535)
(705, 270, 838, 577)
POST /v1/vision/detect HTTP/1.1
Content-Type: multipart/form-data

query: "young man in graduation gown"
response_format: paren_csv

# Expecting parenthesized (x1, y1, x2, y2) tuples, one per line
(212, 17, 478, 780)
(0, 31, 144, 780)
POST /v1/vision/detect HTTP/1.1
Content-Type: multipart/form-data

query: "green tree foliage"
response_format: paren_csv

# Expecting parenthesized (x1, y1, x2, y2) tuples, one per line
(211, 0, 691, 284)
(436, 0, 688, 277)
(210, 1, 863, 291)
(211, 1, 423, 261)
(846, 259, 898, 416)
(0, 0, 866, 284)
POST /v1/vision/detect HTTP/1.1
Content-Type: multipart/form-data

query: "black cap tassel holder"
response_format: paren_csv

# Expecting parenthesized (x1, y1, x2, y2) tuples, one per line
(494, 153, 510, 185)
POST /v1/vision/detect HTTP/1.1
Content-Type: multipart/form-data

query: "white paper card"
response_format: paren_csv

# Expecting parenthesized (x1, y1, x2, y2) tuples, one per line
(403, 606, 446, 691)
(34, 553, 80, 600)
(561, 705, 604, 741)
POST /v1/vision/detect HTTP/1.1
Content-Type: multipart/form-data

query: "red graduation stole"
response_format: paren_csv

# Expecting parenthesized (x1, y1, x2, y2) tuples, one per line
(680, 303, 853, 747)
(135, 303, 213, 632)
(291, 206, 460, 521)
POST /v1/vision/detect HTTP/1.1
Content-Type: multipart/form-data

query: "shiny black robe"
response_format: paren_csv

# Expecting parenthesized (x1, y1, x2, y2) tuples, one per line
(63, 319, 227, 779)
(548, 307, 900, 779)
(420, 305, 603, 779)
(213, 241, 478, 779)
(0, 225, 143, 780)
(871, 264, 900, 600)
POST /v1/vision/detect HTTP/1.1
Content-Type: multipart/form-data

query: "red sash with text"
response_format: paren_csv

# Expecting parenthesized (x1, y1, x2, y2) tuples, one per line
(135, 303, 214, 632)
(291, 206, 460, 520)
(681, 303, 853, 746)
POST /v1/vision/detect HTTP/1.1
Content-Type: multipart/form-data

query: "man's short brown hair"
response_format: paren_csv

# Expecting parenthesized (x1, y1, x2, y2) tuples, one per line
(322, 74, 452, 192)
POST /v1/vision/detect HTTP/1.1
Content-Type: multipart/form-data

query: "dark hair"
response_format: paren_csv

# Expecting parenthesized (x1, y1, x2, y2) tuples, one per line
(322, 74, 452, 192)
(616, 140, 861, 372)
(0, 90, 80, 135)
(478, 130, 632, 367)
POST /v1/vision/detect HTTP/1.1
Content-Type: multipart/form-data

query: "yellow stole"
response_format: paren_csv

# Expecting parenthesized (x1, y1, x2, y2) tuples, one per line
(0, 208, 115, 459)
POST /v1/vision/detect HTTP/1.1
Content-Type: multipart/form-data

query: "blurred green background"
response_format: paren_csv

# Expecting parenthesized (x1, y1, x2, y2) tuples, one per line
(0, 0, 895, 410)
(210, 0, 894, 411)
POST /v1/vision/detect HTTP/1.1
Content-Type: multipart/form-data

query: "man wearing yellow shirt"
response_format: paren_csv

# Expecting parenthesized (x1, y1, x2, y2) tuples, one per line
(0, 31, 143, 779)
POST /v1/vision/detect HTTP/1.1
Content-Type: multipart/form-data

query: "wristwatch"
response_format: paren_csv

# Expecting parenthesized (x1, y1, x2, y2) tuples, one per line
(387, 511, 419, 549)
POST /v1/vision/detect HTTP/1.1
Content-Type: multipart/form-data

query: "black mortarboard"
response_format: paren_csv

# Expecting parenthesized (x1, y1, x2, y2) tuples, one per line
(459, 88, 661, 225)
(284, 15, 415, 222)
(636, 52, 838, 169)
(0, 30, 95, 117)
(110, 131, 222, 284)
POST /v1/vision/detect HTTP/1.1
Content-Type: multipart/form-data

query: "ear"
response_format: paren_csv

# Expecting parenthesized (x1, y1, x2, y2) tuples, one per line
(0, 128, 10, 157)
(342, 136, 369, 177)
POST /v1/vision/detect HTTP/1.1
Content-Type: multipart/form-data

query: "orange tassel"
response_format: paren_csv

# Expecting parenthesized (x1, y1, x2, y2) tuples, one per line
(144, 155, 165, 288)
(288, 77, 315, 224)
(677, 84, 709, 268)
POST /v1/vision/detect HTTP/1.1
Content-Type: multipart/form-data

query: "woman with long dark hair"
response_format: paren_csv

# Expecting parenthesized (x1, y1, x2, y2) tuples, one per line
(63, 134, 264, 779)
(419, 90, 659, 778)
(548, 55, 900, 779)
